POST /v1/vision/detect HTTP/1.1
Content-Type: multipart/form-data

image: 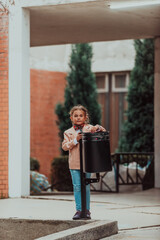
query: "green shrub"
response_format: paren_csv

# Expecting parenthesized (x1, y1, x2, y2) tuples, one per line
(1, 192, 5, 199)
(51, 156, 73, 191)
(55, 43, 101, 154)
(142, 159, 154, 190)
(118, 39, 154, 152)
(30, 157, 40, 171)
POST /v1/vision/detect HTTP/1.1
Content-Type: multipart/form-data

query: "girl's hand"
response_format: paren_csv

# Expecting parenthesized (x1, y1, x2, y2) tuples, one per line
(91, 126, 97, 133)
(91, 125, 105, 133)
(95, 125, 101, 132)
(76, 132, 82, 141)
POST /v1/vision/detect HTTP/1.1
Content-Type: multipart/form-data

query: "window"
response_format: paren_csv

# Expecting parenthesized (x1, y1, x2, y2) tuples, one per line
(96, 74, 109, 130)
(95, 71, 130, 153)
(96, 74, 109, 93)
(112, 73, 129, 92)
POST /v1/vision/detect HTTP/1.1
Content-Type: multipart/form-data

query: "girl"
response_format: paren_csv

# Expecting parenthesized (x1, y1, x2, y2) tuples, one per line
(62, 105, 105, 220)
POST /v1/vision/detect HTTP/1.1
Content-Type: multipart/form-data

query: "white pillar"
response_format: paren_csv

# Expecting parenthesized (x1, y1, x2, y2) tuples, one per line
(154, 37, 160, 188)
(9, 4, 30, 197)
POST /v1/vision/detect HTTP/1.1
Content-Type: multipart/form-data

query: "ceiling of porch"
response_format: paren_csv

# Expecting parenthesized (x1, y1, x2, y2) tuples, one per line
(28, 0, 160, 47)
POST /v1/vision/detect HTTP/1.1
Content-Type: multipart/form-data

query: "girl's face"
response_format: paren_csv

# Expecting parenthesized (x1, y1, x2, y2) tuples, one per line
(70, 110, 86, 126)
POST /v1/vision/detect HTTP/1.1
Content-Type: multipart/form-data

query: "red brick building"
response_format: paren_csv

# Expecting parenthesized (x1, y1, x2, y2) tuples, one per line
(0, 12, 9, 198)
(30, 69, 66, 180)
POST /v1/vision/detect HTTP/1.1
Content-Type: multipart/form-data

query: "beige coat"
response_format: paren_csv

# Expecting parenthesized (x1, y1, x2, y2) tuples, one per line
(62, 124, 105, 169)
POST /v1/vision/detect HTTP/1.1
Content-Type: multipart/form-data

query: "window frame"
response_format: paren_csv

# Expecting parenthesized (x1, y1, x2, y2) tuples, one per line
(112, 72, 129, 92)
(96, 74, 109, 93)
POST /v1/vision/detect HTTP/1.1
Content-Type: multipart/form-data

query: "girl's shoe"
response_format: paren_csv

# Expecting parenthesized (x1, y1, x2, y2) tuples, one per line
(86, 210, 91, 219)
(72, 211, 81, 220)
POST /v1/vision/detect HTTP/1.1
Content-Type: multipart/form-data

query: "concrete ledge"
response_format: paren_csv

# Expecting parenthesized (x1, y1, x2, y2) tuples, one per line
(36, 220, 118, 240)
(0, 219, 89, 239)
(29, 191, 73, 196)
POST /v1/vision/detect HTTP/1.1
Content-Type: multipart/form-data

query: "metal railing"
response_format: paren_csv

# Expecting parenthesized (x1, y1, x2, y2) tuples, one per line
(91, 152, 154, 193)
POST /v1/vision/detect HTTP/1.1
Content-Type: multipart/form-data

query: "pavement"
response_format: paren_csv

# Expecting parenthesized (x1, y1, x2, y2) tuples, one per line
(0, 188, 160, 239)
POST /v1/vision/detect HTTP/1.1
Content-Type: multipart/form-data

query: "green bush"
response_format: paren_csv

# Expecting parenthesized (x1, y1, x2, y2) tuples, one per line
(142, 159, 154, 190)
(55, 43, 101, 154)
(51, 156, 73, 191)
(118, 39, 154, 152)
(30, 157, 40, 171)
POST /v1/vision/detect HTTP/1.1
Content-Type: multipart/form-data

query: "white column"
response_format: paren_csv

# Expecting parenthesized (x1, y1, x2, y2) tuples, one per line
(9, 4, 30, 197)
(154, 37, 160, 188)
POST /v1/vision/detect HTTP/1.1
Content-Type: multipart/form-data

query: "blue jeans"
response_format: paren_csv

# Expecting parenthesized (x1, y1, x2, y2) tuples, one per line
(70, 169, 91, 211)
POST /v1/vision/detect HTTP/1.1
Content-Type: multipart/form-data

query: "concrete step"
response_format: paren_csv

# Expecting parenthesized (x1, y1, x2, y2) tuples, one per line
(36, 219, 118, 240)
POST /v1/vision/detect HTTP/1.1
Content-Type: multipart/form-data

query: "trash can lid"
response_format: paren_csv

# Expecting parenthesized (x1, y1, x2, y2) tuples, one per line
(82, 131, 109, 141)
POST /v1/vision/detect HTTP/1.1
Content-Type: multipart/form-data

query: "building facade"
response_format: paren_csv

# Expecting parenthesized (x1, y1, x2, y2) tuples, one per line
(0, 0, 160, 198)
(29, 41, 135, 179)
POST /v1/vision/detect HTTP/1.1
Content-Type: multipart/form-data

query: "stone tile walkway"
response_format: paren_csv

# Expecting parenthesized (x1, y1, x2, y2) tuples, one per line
(0, 188, 160, 239)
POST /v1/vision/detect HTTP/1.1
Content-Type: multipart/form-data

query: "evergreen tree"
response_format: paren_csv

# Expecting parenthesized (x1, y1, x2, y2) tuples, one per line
(55, 43, 101, 151)
(118, 39, 154, 152)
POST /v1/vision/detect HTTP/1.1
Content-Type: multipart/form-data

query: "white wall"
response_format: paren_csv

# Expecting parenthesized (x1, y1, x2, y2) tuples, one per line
(30, 40, 135, 73)
(92, 40, 135, 72)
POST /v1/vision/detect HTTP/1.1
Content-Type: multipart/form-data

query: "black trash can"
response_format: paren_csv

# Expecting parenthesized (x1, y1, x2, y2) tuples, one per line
(82, 131, 112, 173)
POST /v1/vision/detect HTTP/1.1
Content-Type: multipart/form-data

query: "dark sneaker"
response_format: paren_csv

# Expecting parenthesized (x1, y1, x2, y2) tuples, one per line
(86, 210, 91, 219)
(72, 211, 81, 220)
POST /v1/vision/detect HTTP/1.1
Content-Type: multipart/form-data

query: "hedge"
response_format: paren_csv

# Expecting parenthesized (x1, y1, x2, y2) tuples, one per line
(51, 156, 73, 191)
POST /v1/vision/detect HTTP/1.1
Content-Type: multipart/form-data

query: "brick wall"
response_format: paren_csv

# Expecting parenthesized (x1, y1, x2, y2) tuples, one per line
(0, 13, 9, 198)
(30, 69, 66, 181)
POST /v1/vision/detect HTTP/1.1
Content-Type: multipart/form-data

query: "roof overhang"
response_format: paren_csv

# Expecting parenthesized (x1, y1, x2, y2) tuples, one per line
(21, 0, 160, 47)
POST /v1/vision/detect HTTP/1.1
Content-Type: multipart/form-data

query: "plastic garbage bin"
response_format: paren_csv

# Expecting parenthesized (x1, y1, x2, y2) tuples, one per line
(82, 131, 112, 173)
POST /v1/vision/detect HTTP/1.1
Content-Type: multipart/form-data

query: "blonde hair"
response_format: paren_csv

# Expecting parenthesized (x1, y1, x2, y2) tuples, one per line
(69, 105, 89, 123)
